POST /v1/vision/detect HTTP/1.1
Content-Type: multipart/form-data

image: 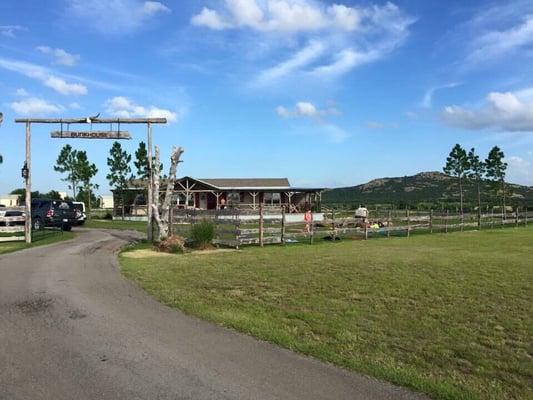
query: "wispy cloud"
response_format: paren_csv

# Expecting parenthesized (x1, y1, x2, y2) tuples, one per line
(0, 25, 26, 38)
(37, 46, 80, 67)
(104, 96, 180, 122)
(65, 0, 170, 35)
(0, 57, 87, 95)
(191, 1, 415, 87)
(420, 82, 461, 108)
(507, 155, 532, 185)
(442, 87, 533, 132)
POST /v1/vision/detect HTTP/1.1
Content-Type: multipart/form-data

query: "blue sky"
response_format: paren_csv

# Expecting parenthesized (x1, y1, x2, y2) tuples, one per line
(1, 0, 533, 195)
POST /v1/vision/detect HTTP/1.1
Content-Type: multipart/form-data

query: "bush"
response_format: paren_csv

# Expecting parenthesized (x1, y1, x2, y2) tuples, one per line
(189, 219, 215, 249)
(157, 235, 186, 254)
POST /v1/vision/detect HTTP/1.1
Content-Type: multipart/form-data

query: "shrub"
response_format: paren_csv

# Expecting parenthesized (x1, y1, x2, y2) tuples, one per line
(189, 219, 215, 249)
(157, 235, 186, 254)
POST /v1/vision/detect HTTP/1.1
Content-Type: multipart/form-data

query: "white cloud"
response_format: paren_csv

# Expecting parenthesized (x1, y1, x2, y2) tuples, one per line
(420, 83, 461, 108)
(69, 102, 82, 109)
(191, 7, 230, 30)
(104, 96, 179, 122)
(37, 46, 80, 67)
(467, 15, 533, 65)
(232, 1, 416, 85)
(276, 101, 340, 118)
(15, 88, 29, 97)
(10, 98, 63, 115)
(0, 25, 26, 38)
(65, 0, 170, 35)
(256, 40, 325, 85)
(442, 88, 533, 132)
(44, 76, 87, 95)
(0, 57, 88, 96)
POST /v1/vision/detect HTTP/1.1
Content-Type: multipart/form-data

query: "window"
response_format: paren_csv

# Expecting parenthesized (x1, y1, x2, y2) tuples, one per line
(264, 192, 281, 204)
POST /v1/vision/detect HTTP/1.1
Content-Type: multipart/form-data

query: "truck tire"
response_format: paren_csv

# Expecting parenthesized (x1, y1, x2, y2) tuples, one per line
(32, 217, 43, 231)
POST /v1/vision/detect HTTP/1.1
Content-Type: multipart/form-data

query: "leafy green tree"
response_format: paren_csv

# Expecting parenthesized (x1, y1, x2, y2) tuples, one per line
(107, 141, 132, 219)
(134, 141, 162, 181)
(54, 145, 80, 198)
(443, 144, 469, 217)
(485, 146, 508, 216)
(466, 148, 486, 226)
(75, 151, 98, 218)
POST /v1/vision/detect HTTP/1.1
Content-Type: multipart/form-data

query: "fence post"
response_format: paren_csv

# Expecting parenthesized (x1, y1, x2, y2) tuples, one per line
(515, 207, 519, 227)
(406, 209, 410, 238)
(429, 209, 433, 234)
(477, 207, 481, 230)
(491, 207, 494, 229)
(387, 210, 391, 238)
(331, 209, 336, 240)
(445, 210, 449, 233)
(310, 213, 315, 244)
(281, 207, 286, 245)
(526, 206, 528, 226)
(259, 204, 264, 247)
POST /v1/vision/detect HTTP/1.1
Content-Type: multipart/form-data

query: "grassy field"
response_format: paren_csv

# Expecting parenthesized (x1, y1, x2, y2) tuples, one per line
(0, 229, 75, 255)
(120, 227, 533, 400)
(85, 219, 147, 233)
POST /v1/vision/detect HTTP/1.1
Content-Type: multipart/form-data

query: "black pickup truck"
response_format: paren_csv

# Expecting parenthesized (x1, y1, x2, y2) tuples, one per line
(31, 199, 80, 231)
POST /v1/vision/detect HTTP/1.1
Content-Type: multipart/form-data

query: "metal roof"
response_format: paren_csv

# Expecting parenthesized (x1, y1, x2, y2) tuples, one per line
(198, 178, 290, 189)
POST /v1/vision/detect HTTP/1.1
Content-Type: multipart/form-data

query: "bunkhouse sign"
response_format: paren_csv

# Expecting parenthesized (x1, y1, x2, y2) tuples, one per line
(50, 130, 132, 140)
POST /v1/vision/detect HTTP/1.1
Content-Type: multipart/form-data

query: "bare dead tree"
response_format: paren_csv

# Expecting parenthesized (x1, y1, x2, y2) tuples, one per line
(152, 145, 184, 241)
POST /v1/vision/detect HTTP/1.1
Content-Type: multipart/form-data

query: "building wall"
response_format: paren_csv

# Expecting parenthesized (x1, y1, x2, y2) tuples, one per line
(0, 195, 19, 207)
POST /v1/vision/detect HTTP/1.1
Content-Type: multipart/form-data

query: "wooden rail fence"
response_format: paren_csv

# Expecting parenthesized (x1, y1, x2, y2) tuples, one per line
(0, 213, 26, 242)
(169, 206, 533, 248)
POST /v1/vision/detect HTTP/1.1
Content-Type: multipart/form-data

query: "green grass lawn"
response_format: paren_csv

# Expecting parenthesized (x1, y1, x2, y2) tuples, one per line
(120, 227, 533, 400)
(0, 229, 75, 255)
(85, 218, 147, 233)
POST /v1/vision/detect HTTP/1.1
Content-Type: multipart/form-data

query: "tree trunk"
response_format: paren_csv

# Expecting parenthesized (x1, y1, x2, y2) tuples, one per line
(152, 146, 184, 241)
(477, 179, 481, 229)
(459, 175, 464, 223)
(121, 191, 125, 220)
(502, 179, 506, 220)
(152, 146, 162, 241)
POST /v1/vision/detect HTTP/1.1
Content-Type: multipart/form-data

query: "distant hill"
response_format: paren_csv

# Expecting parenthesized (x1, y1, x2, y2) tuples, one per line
(322, 172, 533, 207)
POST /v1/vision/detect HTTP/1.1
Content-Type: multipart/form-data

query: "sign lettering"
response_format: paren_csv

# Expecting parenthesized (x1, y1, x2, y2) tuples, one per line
(50, 131, 131, 140)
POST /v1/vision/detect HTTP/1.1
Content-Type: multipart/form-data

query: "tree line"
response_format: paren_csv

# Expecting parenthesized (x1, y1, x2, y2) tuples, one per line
(443, 144, 508, 218)
(9, 142, 153, 217)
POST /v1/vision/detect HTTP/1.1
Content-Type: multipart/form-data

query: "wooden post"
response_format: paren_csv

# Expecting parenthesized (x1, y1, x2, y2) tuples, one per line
(491, 207, 494, 229)
(429, 209, 433, 234)
(515, 207, 519, 227)
(364, 219, 368, 240)
(387, 210, 391, 238)
(525, 206, 528, 226)
(25, 122, 32, 244)
(147, 122, 153, 242)
(331, 209, 336, 240)
(310, 212, 315, 244)
(281, 207, 286, 245)
(445, 210, 449, 233)
(259, 203, 264, 247)
(406, 209, 410, 238)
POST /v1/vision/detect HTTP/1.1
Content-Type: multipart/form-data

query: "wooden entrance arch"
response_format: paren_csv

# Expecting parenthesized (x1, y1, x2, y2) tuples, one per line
(14, 117, 167, 243)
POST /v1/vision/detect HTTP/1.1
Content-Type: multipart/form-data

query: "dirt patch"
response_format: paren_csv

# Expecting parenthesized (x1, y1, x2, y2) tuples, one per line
(14, 296, 54, 315)
(122, 249, 173, 259)
(122, 248, 238, 259)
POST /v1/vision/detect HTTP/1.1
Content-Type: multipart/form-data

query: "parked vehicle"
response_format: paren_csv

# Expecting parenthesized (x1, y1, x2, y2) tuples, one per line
(31, 199, 78, 231)
(0, 207, 24, 226)
(72, 201, 87, 225)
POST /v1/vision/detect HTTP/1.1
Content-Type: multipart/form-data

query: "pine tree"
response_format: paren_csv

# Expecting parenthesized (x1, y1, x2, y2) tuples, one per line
(75, 151, 98, 218)
(443, 144, 469, 218)
(466, 148, 486, 227)
(54, 145, 80, 198)
(485, 146, 508, 218)
(107, 142, 132, 219)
